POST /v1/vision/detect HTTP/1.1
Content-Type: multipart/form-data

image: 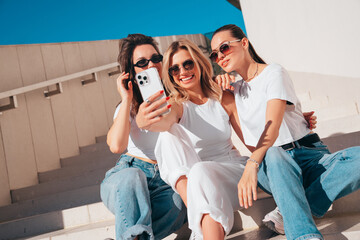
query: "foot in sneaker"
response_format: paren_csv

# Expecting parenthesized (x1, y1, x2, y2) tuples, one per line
(262, 207, 285, 235)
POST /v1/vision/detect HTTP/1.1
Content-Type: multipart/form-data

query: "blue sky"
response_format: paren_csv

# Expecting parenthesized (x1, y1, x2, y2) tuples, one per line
(0, 0, 246, 45)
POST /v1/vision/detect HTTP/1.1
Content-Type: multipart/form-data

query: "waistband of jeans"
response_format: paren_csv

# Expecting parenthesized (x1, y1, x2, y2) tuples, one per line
(281, 133, 321, 151)
(125, 153, 157, 164)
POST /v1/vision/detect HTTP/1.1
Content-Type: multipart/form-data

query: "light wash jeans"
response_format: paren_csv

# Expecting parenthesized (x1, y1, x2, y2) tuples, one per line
(257, 134, 360, 240)
(101, 154, 187, 240)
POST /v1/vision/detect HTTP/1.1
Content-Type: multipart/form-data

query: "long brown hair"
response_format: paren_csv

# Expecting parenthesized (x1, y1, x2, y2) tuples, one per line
(117, 34, 161, 117)
(162, 39, 222, 103)
(213, 24, 265, 64)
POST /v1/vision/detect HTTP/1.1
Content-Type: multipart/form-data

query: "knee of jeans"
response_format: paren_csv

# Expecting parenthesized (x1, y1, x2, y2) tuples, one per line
(108, 168, 147, 193)
(343, 146, 360, 159)
(264, 147, 292, 167)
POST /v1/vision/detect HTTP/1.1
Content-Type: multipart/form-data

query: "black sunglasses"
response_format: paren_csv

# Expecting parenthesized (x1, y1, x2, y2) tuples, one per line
(134, 54, 163, 68)
(168, 59, 195, 76)
(209, 39, 241, 62)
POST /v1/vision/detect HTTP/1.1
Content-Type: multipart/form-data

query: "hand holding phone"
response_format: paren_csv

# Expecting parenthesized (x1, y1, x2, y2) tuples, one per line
(135, 68, 170, 115)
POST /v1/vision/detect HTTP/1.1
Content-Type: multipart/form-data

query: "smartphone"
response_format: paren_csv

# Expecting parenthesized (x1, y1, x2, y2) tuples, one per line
(135, 67, 170, 115)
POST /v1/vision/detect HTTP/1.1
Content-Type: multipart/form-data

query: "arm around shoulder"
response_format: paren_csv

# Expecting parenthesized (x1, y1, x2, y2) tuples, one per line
(221, 91, 255, 152)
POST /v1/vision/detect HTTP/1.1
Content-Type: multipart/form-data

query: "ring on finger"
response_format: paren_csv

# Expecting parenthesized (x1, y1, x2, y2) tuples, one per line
(145, 98, 151, 104)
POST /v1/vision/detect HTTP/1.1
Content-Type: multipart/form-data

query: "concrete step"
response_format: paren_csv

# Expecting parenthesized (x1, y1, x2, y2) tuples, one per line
(0, 185, 101, 223)
(79, 141, 109, 154)
(226, 212, 360, 240)
(11, 167, 108, 203)
(15, 220, 116, 240)
(60, 146, 117, 168)
(308, 102, 358, 122)
(38, 155, 117, 183)
(321, 130, 360, 153)
(14, 196, 360, 240)
(315, 114, 360, 138)
(95, 135, 107, 143)
(0, 202, 114, 240)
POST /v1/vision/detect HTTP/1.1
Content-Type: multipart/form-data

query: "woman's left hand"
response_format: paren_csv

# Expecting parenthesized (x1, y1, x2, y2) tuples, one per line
(303, 111, 317, 130)
(215, 73, 236, 91)
(238, 162, 258, 209)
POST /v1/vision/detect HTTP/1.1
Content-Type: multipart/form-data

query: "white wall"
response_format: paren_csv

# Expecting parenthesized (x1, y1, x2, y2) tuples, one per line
(240, 0, 360, 78)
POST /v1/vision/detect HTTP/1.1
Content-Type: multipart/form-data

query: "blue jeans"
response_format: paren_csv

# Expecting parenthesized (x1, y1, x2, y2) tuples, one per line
(100, 154, 187, 240)
(258, 135, 360, 240)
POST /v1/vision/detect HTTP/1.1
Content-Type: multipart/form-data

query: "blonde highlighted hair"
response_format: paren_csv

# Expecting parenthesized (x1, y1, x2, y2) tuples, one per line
(162, 39, 222, 103)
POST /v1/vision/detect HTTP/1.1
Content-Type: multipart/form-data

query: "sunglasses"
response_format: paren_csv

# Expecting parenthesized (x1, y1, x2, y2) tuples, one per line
(168, 59, 195, 76)
(209, 39, 242, 62)
(134, 54, 163, 68)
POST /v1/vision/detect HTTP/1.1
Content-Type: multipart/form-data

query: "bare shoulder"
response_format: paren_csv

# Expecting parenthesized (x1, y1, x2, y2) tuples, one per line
(221, 91, 236, 116)
(167, 99, 183, 122)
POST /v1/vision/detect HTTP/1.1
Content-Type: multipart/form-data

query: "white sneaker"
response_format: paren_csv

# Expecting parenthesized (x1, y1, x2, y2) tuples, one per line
(262, 207, 285, 235)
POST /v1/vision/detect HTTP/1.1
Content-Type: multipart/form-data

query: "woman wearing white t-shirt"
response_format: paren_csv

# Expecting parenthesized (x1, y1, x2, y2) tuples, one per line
(210, 24, 360, 240)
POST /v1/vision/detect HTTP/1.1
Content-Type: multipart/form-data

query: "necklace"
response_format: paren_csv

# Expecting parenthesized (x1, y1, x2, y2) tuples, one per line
(244, 63, 258, 82)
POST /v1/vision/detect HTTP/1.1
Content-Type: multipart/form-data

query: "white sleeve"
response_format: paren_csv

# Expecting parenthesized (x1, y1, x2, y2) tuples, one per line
(113, 104, 121, 120)
(265, 65, 297, 105)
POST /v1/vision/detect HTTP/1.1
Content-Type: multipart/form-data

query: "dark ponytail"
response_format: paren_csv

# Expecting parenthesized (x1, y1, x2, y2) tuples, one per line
(213, 24, 265, 64)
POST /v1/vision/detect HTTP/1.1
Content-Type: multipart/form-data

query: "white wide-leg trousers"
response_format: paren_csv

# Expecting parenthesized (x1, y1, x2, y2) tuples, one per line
(155, 124, 248, 237)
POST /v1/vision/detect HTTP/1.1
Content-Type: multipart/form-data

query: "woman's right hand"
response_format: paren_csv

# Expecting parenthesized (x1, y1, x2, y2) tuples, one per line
(136, 91, 171, 129)
(215, 73, 236, 91)
(117, 72, 133, 102)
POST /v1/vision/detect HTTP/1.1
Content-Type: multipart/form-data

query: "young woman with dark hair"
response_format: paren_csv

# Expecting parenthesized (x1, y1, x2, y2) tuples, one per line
(100, 34, 187, 240)
(210, 24, 360, 240)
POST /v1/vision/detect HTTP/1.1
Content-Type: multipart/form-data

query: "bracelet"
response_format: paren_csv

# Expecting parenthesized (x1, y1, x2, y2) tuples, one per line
(247, 158, 259, 169)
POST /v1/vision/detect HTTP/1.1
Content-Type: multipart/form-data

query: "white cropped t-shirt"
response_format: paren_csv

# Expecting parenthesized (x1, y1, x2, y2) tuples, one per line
(233, 63, 310, 147)
(113, 104, 158, 160)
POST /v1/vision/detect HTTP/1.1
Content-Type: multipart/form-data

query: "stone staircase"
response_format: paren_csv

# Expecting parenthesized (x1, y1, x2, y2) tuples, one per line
(0, 136, 118, 240)
(1, 131, 359, 239)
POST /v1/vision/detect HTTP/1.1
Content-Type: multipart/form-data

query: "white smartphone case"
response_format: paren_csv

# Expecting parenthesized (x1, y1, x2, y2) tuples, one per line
(135, 68, 170, 115)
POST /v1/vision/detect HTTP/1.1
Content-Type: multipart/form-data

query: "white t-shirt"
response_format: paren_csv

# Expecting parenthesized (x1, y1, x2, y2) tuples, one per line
(233, 63, 310, 147)
(113, 104, 158, 160)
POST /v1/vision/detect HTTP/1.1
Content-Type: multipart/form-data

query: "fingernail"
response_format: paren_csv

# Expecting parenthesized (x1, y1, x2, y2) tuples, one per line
(166, 97, 170, 100)
(160, 90, 164, 94)
(167, 104, 171, 108)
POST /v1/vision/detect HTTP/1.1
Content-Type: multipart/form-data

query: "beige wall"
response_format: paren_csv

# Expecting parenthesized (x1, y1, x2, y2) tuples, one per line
(240, 0, 360, 78)
(231, 0, 360, 151)
(0, 34, 209, 207)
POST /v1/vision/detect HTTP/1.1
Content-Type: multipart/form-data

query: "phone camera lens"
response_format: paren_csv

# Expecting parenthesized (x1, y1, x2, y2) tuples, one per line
(139, 80, 144, 85)
(138, 75, 142, 79)
(143, 76, 147, 80)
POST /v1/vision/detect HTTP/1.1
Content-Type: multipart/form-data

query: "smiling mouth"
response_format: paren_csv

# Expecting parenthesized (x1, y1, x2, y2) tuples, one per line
(221, 60, 229, 67)
(180, 75, 194, 83)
